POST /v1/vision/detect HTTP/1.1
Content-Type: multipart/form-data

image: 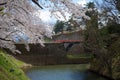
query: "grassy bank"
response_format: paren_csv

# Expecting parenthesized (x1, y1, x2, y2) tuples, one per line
(67, 54, 92, 59)
(0, 50, 29, 80)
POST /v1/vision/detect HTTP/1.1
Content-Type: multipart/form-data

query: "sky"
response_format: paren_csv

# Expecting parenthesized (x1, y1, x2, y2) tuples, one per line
(33, 0, 120, 27)
(33, 0, 93, 24)
(33, 0, 118, 25)
(33, 10, 56, 24)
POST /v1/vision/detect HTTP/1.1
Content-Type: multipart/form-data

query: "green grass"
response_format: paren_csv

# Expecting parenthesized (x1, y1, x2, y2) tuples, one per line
(0, 50, 29, 80)
(67, 54, 93, 59)
(44, 37, 52, 43)
(27, 64, 90, 72)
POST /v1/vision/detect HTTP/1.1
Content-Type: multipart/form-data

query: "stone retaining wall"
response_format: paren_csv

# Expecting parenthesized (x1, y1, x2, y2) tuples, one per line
(8, 43, 89, 66)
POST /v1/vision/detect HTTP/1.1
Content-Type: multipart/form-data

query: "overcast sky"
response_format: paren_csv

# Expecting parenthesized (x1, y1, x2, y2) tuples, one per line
(33, 0, 94, 24)
(32, 0, 117, 25)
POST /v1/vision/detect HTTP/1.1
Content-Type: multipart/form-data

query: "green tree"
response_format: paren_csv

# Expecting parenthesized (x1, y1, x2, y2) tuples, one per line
(84, 2, 113, 76)
(53, 20, 65, 34)
(84, 2, 99, 54)
(66, 15, 81, 31)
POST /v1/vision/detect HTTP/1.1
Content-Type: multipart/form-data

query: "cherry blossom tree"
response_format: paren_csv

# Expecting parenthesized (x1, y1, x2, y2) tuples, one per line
(0, 0, 51, 53)
(0, 0, 90, 53)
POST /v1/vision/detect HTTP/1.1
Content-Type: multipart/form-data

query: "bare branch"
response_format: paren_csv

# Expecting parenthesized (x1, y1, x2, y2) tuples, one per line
(14, 19, 25, 26)
(0, 2, 7, 5)
(0, 37, 11, 41)
(32, 0, 43, 9)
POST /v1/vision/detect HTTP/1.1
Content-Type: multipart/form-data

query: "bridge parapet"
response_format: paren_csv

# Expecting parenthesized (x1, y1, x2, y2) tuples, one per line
(52, 30, 84, 42)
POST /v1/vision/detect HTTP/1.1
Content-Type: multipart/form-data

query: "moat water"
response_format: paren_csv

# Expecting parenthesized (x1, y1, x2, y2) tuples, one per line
(25, 64, 109, 80)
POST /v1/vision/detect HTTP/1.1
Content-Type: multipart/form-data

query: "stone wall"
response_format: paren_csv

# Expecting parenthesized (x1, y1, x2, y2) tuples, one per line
(8, 43, 88, 66)
(52, 30, 84, 41)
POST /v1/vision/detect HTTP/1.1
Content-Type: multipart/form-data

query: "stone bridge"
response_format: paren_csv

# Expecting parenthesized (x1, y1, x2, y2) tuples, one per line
(8, 30, 88, 66)
(8, 43, 89, 66)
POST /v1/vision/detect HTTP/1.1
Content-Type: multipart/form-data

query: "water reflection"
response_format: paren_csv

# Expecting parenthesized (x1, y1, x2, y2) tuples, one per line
(25, 65, 108, 80)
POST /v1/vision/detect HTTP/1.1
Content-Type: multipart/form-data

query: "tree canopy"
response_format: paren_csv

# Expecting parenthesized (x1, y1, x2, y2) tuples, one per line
(0, 0, 119, 53)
